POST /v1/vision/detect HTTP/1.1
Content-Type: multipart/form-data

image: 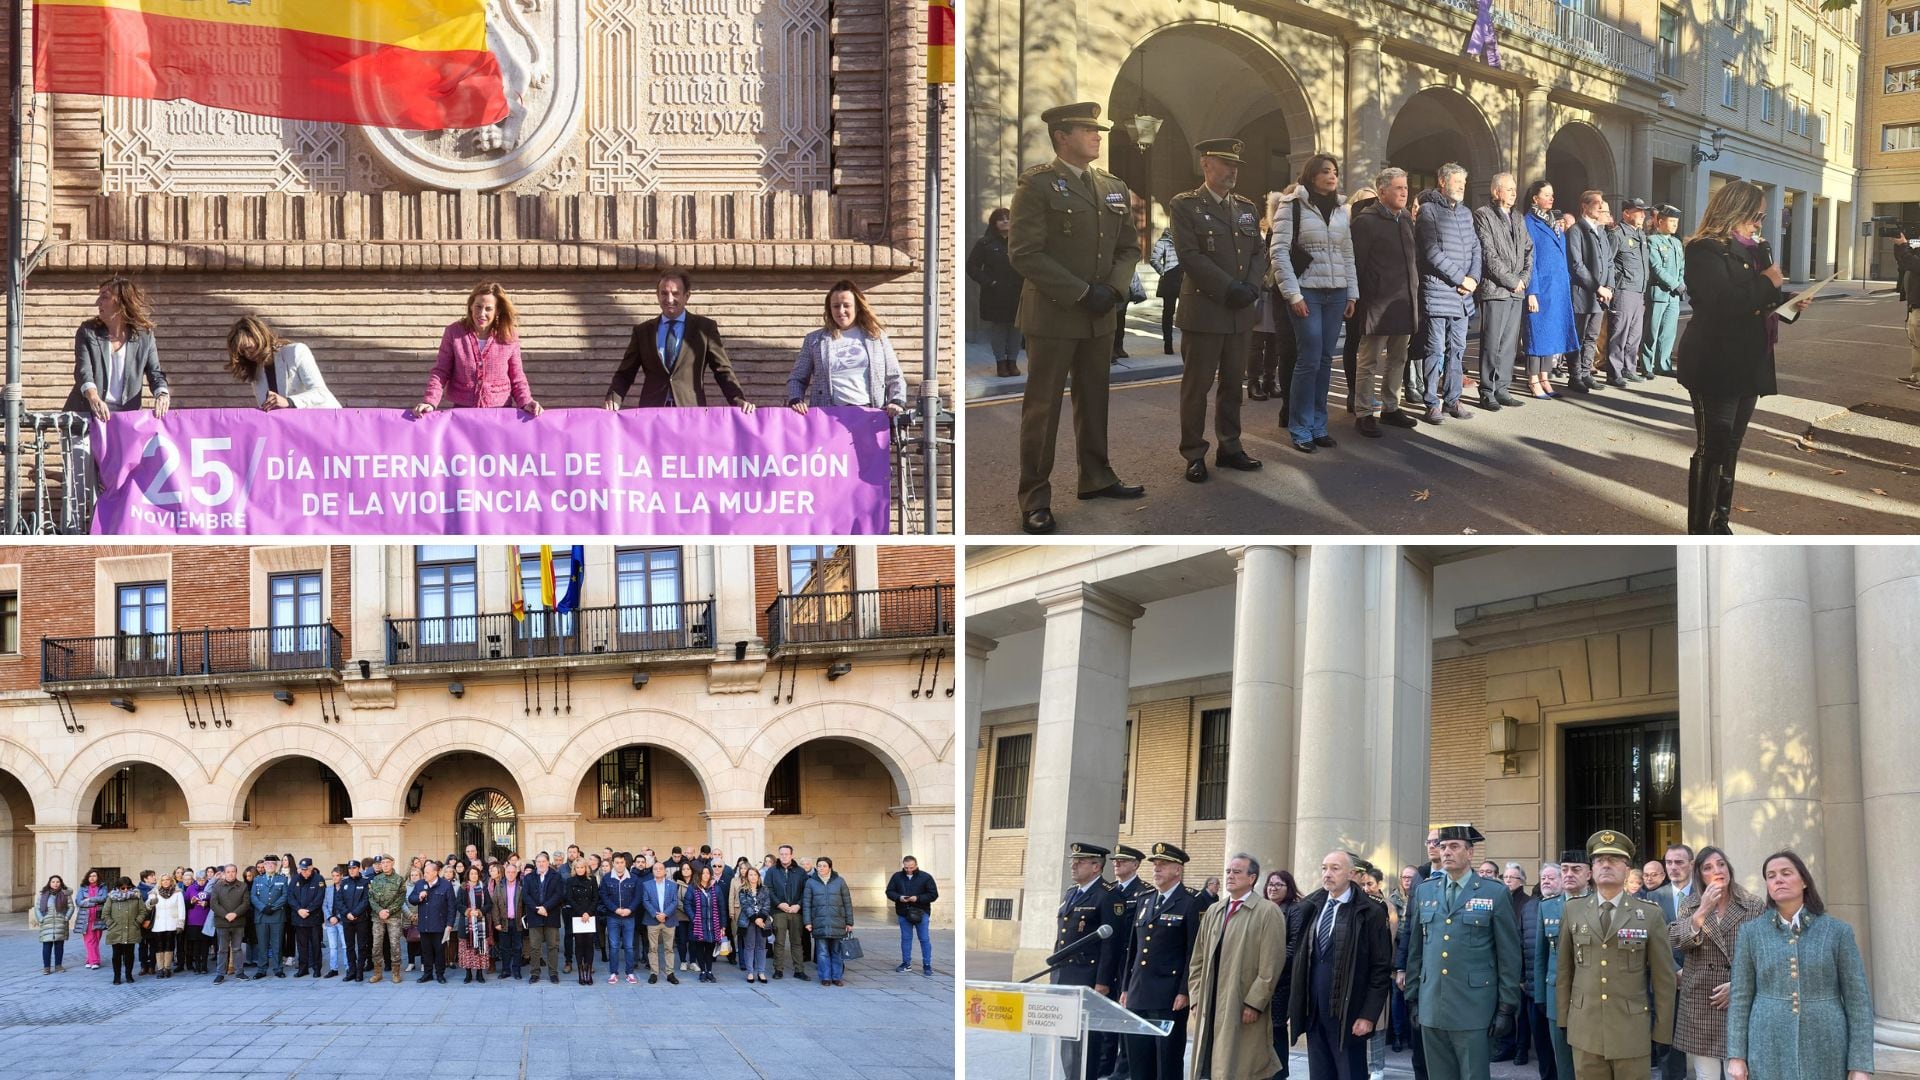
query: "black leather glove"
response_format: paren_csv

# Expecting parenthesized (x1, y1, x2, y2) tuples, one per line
(1224, 282, 1259, 310)
(1078, 283, 1119, 314)
(1489, 1003, 1516, 1040)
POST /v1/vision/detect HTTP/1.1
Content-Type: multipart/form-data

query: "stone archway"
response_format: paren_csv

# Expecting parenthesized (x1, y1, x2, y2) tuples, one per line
(743, 700, 949, 808)
(1546, 121, 1619, 208)
(53, 730, 217, 823)
(1385, 86, 1504, 194)
(529, 708, 732, 816)
(369, 716, 543, 820)
(216, 724, 378, 824)
(1105, 23, 1320, 211)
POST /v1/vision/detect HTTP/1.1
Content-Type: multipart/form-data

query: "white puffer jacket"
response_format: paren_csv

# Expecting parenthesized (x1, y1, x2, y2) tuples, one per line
(1268, 188, 1358, 304)
(147, 887, 186, 933)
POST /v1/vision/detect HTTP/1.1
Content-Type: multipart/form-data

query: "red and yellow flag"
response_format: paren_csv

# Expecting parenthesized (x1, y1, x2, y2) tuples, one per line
(928, 0, 953, 85)
(33, 0, 510, 131)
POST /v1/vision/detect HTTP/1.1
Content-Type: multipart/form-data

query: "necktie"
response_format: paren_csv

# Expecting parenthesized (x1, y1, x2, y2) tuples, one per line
(1601, 900, 1615, 938)
(1082, 169, 1099, 206)
(663, 319, 683, 372)
(1224, 898, 1243, 930)
(1316, 897, 1337, 957)
(1446, 880, 1460, 911)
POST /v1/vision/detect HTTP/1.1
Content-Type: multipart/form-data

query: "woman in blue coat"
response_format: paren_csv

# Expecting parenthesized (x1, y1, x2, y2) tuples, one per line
(1521, 180, 1577, 399)
(1727, 851, 1873, 1080)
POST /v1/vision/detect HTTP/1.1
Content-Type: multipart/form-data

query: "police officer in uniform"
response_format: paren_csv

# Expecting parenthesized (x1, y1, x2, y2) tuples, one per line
(1099, 844, 1155, 1080)
(1010, 103, 1147, 535)
(1556, 831, 1675, 1080)
(1054, 841, 1126, 1079)
(1404, 823, 1523, 1080)
(1540, 849, 1593, 1080)
(1168, 138, 1266, 483)
(1120, 843, 1211, 1080)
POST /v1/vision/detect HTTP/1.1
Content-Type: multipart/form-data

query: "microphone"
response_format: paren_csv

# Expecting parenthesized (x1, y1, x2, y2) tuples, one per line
(1043, 922, 1113, 967)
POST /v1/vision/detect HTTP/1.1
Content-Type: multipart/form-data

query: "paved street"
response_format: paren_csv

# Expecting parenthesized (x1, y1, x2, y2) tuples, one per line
(965, 285, 1920, 535)
(0, 920, 954, 1079)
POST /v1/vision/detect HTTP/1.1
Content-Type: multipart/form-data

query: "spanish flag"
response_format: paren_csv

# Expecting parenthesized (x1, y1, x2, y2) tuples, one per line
(538, 545, 557, 610)
(33, 0, 510, 131)
(928, 0, 953, 85)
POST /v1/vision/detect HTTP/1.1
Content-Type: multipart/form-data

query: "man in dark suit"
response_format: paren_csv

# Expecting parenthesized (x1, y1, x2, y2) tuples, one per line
(1100, 844, 1156, 1080)
(1564, 191, 1615, 394)
(1053, 841, 1126, 1080)
(522, 852, 567, 984)
(1121, 843, 1211, 1080)
(1292, 850, 1394, 1080)
(603, 269, 756, 411)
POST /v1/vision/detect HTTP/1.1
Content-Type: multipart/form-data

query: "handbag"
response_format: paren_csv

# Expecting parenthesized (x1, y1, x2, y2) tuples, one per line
(1129, 273, 1147, 304)
(840, 933, 863, 961)
(1290, 198, 1313, 277)
(904, 905, 926, 925)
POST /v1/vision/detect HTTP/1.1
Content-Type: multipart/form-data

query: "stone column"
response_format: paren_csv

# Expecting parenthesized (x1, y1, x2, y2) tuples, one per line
(1807, 549, 1867, 941)
(514, 814, 583, 865)
(1294, 546, 1370, 872)
(349, 546, 390, 669)
(347, 817, 410, 865)
(1764, 191, 1786, 278)
(1674, 547, 1719, 851)
(1713, 548, 1823, 893)
(965, 632, 998, 838)
(1370, 549, 1432, 876)
(700, 808, 770, 871)
(1855, 547, 1920, 1058)
(184, 820, 251, 871)
(1520, 86, 1551, 188)
(1019, 0, 1077, 168)
(1345, 35, 1386, 189)
(713, 546, 759, 648)
(1792, 192, 1816, 282)
(1224, 546, 1299, 875)
(893, 804, 957, 922)
(29, 824, 97, 890)
(1629, 115, 1655, 200)
(1014, 582, 1143, 975)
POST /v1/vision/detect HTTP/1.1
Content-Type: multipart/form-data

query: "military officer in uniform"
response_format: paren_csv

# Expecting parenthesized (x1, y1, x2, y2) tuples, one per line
(1540, 848, 1594, 1080)
(1121, 843, 1211, 1080)
(1099, 844, 1155, 1080)
(1009, 103, 1147, 535)
(1404, 823, 1523, 1080)
(1556, 831, 1676, 1080)
(1054, 841, 1127, 1079)
(1168, 138, 1267, 483)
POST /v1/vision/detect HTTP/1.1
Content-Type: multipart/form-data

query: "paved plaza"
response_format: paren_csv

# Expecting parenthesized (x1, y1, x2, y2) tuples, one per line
(0, 921, 954, 1079)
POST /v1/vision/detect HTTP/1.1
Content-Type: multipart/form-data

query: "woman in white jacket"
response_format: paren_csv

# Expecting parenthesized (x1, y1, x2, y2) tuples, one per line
(224, 315, 341, 409)
(145, 873, 187, 980)
(1268, 155, 1358, 453)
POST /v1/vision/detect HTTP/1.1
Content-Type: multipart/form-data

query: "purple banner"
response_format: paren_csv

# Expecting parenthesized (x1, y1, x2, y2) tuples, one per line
(91, 407, 894, 536)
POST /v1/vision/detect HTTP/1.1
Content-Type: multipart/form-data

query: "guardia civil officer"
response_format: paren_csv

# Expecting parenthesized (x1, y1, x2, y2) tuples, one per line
(1556, 830, 1675, 1080)
(1100, 844, 1156, 1080)
(1009, 103, 1147, 535)
(1404, 823, 1524, 1080)
(1120, 843, 1211, 1080)
(1538, 849, 1594, 1080)
(1053, 841, 1126, 1079)
(1169, 138, 1266, 482)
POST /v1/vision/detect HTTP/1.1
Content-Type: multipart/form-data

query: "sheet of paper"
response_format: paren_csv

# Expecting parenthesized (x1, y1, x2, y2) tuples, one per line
(1774, 273, 1837, 322)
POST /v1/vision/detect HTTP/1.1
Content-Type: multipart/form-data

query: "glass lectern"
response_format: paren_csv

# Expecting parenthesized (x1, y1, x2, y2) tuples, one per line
(963, 981, 1171, 1080)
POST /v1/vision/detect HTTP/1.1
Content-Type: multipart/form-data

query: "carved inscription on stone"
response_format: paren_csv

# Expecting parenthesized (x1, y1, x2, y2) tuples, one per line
(102, 98, 346, 194)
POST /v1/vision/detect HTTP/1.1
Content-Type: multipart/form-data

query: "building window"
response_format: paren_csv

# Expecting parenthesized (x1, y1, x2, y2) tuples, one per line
(595, 747, 653, 819)
(989, 733, 1032, 830)
(1762, 83, 1777, 122)
(1848, 63, 1856, 97)
(1658, 6, 1681, 76)
(1820, 111, 1832, 143)
(92, 768, 131, 829)
(1195, 707, 1230, 821)
(1716, 0, 1736, 26)
(323, 765, 352, 825)
(984, 898, 1013, 920)
(787, 545, 848, 593)
(1886, 122, 1920, 151)
(1824, 49, 1835, 85)
(1721, 62, 1738, 107)
(1118, 717, 1133, 817)
(766, 750, 802, 815)
(116, 581, 167, 671)
(268, 571, 324, 659)
(517, 546, 576, 644)
(1888, 64, 1920, 94)
(615, 547, 684, 644)
(1764, 9, 1778, 47)
(415, 546, 477, 647)
(1892, 6, 1920, 36)
(0, 591, 16, 654)
(1845, 121, 1855, 151)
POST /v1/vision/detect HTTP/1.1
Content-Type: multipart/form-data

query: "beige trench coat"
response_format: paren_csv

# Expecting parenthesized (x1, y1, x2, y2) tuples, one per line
(1186, 891, 1288, 1080)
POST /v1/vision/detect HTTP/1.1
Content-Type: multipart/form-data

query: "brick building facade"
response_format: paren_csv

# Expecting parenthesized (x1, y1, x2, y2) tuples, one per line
(0, 542, 957, 918)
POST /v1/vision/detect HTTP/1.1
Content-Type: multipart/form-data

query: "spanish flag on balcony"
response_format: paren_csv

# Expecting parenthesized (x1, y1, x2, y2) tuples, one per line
(32, 0, 510, 131)
(928, 0, 953, 85)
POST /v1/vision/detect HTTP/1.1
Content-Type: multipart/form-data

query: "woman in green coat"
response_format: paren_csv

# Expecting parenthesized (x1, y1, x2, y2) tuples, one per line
(100, 876, 148, 985)
(1727, 851, 1873, 1080)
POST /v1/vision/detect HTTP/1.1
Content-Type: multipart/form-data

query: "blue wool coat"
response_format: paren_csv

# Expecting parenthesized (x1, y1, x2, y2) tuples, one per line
(1524, 211, 1578, 357)
(1727, 911, 1873, 1078)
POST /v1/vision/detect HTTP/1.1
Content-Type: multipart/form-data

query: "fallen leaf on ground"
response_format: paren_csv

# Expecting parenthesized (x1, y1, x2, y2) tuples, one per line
(1872, 488, 1890, 496)
(1735, 506, 1756, 513)
(1828, 469, 1847, 476)
(1411, 489, 1430, 502)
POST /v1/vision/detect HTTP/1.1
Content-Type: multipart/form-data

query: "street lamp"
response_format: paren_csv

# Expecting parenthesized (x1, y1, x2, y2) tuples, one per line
(1116, 114, 1163, 151)
(1691, 129, 1728, 166)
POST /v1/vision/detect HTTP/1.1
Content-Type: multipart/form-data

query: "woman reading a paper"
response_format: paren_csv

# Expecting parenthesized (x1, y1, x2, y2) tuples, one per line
(1676, 181, 1811, 534)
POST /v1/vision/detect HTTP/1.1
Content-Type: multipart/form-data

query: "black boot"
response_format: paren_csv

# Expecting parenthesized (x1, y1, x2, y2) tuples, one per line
(1686, 454, 1717, 535)
(1710, 457, 1738, 534)
(476, 970, 485, 984)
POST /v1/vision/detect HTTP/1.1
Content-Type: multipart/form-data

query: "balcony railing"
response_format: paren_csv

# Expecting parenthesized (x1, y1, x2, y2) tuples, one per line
(384, 600, 715, 667)
(42, 624, 344, 684)
(766, 583, 953, 655)
(1434, 0, 1658, 82)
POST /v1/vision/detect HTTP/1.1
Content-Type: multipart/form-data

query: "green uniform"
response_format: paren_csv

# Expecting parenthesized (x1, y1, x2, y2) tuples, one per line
(1168, 184, 1265, 463)
(1537, 889, 1587, 1080)
(1404, 870, 1524, 1080)
(1555, 890, 1676, 1080)
(1641, 232, 1684, 375)
(1010, 157, 1140, 511)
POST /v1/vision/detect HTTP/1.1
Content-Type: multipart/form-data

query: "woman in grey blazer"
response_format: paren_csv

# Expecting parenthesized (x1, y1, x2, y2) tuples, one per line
(786, 280, 908, 415)
(64, 275, 170, 420)
(224, 316, 341, 409)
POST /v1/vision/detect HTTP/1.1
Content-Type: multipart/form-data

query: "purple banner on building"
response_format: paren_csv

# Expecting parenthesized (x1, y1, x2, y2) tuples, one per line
(90, 406, 894, 536)
(1466, 0, 1503, 68)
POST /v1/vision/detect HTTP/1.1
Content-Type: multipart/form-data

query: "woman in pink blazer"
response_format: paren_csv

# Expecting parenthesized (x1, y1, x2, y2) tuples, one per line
(412, 282, 543, 415)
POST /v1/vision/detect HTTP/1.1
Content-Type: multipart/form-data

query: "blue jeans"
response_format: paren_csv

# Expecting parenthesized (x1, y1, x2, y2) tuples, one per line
(741, 925, 768, 976)
(1287, 288, 1348, 442)
(815, 937, 846, 982)
(898, 914, 932, 966)
(606, 916, 635, 976)
(323, 923, 345, 972)
(1422, 314, 1468, 409)
(42, 940, 64, 968)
